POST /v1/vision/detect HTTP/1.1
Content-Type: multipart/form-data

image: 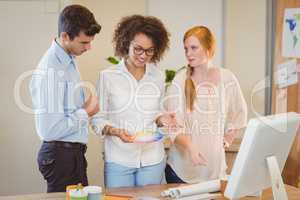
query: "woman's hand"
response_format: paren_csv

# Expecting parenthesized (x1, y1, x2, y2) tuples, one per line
(156, 113, 182, 132)
(224, 129, 238, 148)
(109, 127, 135, 143)
(187, 144, 208, 166)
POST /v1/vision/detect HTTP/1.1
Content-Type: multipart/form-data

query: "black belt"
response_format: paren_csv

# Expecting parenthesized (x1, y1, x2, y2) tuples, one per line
(43, 141, 87, 151)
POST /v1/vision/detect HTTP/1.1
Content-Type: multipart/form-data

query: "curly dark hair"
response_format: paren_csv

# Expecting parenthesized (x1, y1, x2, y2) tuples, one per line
(58, 4, 101, 40)
(113, 15, 170, 64)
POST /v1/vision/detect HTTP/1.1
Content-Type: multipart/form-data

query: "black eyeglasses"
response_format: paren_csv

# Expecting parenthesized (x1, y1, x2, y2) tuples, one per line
(131, 42, 155, 56)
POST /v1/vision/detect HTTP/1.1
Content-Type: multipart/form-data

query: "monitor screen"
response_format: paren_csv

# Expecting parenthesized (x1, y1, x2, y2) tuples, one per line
(224, 112, 300, 199)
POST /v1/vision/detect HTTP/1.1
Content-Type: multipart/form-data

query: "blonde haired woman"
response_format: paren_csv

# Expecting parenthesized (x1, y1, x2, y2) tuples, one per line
(165, 26, 247, 183)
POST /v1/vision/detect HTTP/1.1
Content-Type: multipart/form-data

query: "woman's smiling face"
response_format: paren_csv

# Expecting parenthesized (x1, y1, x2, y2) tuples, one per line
(128, 33, 155, 67)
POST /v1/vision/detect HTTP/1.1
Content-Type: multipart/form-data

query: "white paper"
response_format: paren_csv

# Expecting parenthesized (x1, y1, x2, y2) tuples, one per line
(282, 8, 300, 58)
(276, 59, 298, 88)
(161, 179, 220, 198)
(174, 193, 222, 200)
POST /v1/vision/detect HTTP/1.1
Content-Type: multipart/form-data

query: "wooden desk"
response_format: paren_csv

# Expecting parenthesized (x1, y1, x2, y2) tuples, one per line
(1, 184, 300, 200)
(225, 137, 241, 174)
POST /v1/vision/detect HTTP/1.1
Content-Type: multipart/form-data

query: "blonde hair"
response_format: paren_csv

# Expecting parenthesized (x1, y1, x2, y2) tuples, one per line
(183, 26, 216, 111)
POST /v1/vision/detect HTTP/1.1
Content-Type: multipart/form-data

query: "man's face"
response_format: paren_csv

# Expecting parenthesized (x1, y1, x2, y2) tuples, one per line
(64, 31, 95, 56)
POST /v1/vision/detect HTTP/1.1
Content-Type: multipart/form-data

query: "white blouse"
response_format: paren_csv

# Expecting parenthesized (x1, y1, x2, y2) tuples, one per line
(166, 68, 247, 183)
(91, 60, 165, 168)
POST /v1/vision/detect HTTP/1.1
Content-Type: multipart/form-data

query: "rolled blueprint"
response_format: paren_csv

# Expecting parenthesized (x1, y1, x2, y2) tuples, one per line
(161, 179, 221, 198)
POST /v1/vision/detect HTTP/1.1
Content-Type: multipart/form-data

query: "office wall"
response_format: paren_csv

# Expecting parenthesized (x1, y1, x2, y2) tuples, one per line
(147, 0, 224, 70)
(0, 0, 59, 195)
(0, 0, 146, 195)
(0, 0, 267, 196)
(225, 0, 267, 120)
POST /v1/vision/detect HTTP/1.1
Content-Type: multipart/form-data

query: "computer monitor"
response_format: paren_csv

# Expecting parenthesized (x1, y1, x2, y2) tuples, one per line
(224, 112, 300, 200)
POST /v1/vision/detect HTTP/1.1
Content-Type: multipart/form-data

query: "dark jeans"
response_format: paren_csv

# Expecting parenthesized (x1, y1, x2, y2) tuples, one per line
(165, 164, 186, 184)
(37, 141, 88, 192)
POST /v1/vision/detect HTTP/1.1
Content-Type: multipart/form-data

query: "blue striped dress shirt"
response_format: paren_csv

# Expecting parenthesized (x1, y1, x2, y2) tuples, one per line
(29, 39, 89, 144)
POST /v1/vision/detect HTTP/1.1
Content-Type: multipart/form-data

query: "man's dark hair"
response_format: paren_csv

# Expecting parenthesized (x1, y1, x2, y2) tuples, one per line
(58, 4, 101, 40)
(113, 15, 170, 64)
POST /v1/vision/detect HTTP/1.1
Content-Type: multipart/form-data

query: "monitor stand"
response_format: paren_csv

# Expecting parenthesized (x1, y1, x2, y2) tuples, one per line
(266, 156, 288, 200)
(228, 156, 288, 200)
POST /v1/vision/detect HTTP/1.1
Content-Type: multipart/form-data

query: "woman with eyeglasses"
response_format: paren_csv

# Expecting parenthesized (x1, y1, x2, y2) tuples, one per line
(164, 26, 247, 184)
(91, 15, 178, 188)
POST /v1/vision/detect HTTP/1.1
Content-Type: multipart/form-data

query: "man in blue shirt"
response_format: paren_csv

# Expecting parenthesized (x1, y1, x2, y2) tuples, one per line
(29, 4, 101, 192)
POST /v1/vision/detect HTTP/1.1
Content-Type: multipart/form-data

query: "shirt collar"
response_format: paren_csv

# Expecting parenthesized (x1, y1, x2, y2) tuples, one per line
(118, 58, 155, 77)
(51, 38, 75, 67)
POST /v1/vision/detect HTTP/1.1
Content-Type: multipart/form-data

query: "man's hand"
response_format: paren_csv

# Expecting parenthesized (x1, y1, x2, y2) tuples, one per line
(82, 95, 99, 117)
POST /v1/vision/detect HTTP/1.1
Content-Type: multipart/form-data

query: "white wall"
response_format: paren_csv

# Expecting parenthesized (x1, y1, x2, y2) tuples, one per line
(0, 0, 146, 195)
(147, 0, 224, 70)
(225, 0, 267, 120)
(0, 0, 60, 195)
